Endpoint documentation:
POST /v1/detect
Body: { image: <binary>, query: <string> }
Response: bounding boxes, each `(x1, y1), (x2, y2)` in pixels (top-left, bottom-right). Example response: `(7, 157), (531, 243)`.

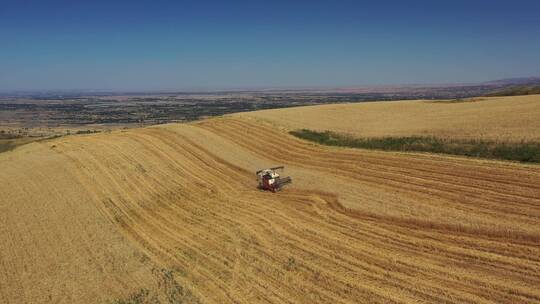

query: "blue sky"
(1, 0), (539, 91)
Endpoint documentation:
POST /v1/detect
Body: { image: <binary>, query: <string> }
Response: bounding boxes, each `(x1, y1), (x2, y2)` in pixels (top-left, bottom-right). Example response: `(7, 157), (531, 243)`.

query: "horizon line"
(1, 76), (539, 95)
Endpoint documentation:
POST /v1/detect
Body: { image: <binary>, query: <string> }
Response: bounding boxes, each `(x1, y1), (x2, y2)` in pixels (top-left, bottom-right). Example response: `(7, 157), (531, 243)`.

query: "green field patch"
(290, 129), (540, 163)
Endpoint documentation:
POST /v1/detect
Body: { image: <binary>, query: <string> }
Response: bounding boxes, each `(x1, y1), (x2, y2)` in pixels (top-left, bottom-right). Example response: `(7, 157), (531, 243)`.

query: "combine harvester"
(256, 166), (292, 192)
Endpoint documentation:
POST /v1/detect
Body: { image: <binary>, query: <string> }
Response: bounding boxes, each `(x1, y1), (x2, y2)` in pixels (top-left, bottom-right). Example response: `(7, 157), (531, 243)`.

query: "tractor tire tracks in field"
(0, 117), (539, 303)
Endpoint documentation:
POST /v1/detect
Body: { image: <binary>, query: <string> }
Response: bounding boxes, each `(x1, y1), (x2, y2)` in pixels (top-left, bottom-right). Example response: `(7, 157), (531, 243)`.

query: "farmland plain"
(0, 95), (539, 303)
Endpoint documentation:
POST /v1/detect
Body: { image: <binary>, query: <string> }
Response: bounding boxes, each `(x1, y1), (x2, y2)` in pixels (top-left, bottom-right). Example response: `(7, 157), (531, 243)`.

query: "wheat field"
(0, 97), (539, 303)
(241, 95), (540, 141)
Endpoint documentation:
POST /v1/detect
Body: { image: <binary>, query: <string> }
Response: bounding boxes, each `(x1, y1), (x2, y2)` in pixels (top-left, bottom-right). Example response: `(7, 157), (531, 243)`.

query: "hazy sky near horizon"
(1, 0), (540, 91)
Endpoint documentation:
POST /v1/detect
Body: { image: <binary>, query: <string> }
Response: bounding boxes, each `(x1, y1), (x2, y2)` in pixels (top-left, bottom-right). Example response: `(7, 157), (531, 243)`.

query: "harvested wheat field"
(1, 97), (540, 303)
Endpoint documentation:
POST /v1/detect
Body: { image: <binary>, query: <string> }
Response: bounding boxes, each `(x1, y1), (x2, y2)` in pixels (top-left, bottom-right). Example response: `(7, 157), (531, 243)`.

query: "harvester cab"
(256, 166), (292, 192)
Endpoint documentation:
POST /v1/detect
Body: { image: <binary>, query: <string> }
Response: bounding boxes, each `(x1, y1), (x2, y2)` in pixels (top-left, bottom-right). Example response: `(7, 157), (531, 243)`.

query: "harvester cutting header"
(256, 166), (292, 192)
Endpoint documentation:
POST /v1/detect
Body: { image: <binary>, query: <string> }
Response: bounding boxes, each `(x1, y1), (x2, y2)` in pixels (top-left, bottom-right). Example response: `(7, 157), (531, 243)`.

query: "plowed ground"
(0, 114), (539, 303)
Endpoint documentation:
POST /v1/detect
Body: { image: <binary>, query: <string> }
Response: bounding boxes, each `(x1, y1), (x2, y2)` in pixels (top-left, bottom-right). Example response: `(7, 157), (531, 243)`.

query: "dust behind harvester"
(256, 166), (292, 192)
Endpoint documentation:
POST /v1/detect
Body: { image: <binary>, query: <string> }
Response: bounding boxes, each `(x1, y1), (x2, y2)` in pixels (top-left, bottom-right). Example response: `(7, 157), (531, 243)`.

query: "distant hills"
(482, 76), (540, 86)
(481, 76), (540, 96)
(2, 76), (540, 99)
(485, 85), (540, 97)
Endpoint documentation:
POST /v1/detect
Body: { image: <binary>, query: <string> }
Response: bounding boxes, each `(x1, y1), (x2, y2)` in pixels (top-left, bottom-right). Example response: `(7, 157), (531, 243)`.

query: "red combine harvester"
(256, 166), (292, 192)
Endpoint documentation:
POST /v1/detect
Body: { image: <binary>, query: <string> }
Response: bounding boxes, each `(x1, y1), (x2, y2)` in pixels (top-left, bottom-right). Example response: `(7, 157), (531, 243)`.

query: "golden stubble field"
(0, 95), (539, 303)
